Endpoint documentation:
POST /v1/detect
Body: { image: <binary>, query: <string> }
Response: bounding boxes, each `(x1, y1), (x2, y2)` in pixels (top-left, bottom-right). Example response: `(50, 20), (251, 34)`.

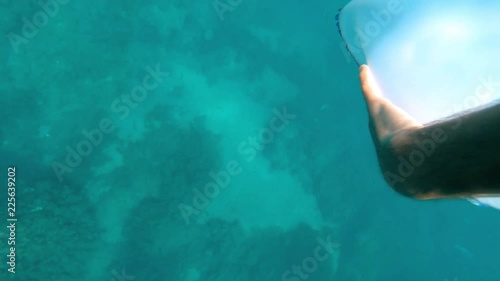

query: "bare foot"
(359, 65), (423, 146)
(359, 65), (430, 198)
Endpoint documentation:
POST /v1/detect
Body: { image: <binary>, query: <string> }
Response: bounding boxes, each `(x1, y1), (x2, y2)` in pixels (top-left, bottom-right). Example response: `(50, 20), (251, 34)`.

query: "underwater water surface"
(0, 0), (500, 280)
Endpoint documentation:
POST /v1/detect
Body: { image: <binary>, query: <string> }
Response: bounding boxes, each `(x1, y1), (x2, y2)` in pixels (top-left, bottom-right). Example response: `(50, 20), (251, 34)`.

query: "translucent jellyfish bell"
(337, 0), (500, 209)
(337, 0), (500, 124)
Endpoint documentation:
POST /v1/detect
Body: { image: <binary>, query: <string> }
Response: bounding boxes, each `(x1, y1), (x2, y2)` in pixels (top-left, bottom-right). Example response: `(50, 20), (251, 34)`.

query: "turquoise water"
(1, 0), (500, 280)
